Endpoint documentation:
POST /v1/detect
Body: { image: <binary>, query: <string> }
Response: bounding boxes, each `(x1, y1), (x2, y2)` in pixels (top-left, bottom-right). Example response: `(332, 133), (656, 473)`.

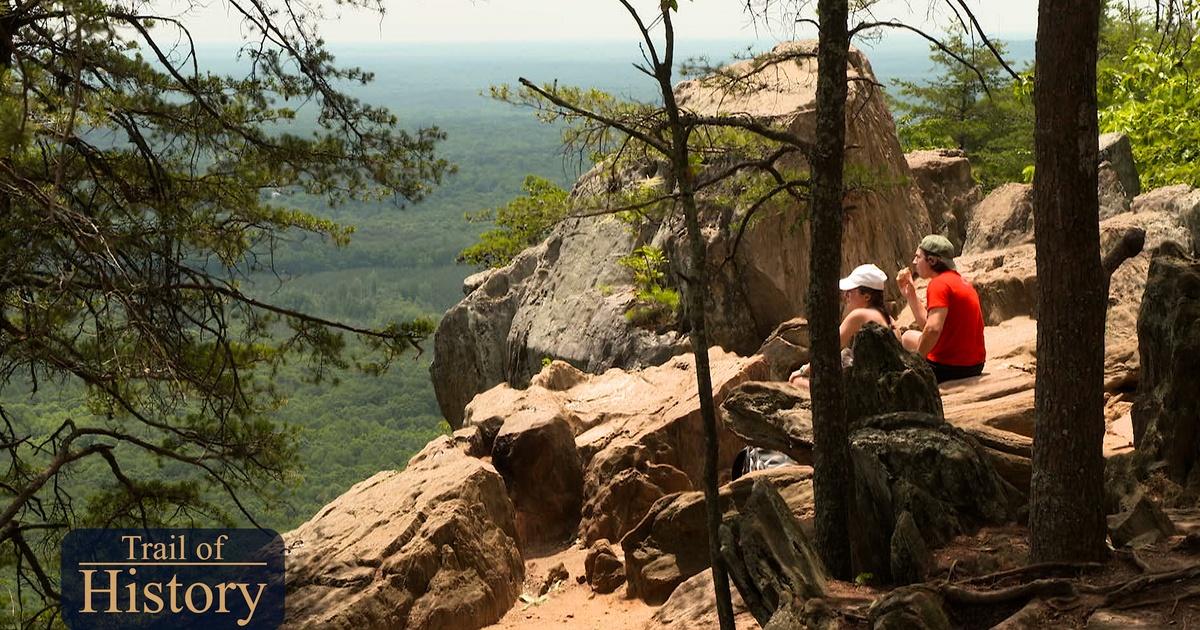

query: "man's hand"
(897, 267), (914, 294)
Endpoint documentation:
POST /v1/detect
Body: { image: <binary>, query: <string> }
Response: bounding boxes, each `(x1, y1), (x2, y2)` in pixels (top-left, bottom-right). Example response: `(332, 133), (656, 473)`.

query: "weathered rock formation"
(719, 478), (828, 627)
(849, 412), (1019, 582)
(283, 436), (523, 630)
(645, 569), (759, 630)
(906, 149), (982, 253)
(1131, 244), (1200, 484)
(622, 467), (815, 604)
(951, 180), (1197, 393)
(432, 41), (932, 426)
(464, 349), (767, 549)
(584, 539), (626, 594)
(963, 183), (1035, 255)
(490, 406), (584, 547)
(1099, 131), (1141, 199)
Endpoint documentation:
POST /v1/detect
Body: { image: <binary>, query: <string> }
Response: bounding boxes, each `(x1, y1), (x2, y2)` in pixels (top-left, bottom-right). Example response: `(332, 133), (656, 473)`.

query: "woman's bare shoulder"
(845, 307), (887, 325)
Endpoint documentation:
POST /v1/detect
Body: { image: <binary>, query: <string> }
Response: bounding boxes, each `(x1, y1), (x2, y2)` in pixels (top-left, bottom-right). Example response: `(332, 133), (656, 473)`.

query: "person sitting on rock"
(788, 263), (897, 387)
(897, 234), (986, 383)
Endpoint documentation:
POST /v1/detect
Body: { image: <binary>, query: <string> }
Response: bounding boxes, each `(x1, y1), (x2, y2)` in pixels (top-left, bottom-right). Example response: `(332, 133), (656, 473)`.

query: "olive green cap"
(918, 234), (956, 269)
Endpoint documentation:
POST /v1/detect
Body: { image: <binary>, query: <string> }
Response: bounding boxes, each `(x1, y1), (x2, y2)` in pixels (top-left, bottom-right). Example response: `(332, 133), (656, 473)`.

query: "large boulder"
(622, 467), (815, 604)
(584, 539), (626, 594)
(719, 478), (828, 627)
(1131, 244), (1200, 484)
(849, 413), (1020, 582)
(1098, 161), (1132, 220)
(490, 407), (584, 548)
(645, 569), (759, 630)
(579, 462), (693, 547)
(963, 183), (1035, 255)
(843, 323), (944, 425)
(431, 41), (931, 426)
(284, 437), (524, 630)
(1098, 132), (1140, 199)
(755, 317), (811, 382)
(459, 348), (768, 549)
(1131, 184), (1200, 257)
(720, 381), (813, 464)
(906, 149), (983, 253)
(577, 350), (770, 542)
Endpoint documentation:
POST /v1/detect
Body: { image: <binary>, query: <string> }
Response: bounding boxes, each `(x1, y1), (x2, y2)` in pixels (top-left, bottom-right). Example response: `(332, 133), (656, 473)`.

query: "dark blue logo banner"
(60, 528), (284, 629)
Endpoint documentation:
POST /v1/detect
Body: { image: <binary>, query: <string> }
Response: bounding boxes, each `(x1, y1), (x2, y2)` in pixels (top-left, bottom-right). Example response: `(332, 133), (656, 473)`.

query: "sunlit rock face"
(432, 41), (932, 427)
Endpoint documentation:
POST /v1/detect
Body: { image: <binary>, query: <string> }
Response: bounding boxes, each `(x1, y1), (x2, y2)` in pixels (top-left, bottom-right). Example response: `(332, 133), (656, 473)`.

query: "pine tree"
(892, 32), (1033, 189)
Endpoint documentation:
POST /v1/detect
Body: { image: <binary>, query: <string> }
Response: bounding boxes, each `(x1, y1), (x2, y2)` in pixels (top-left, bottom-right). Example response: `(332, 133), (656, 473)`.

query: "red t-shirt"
(925, 270), (986, 366)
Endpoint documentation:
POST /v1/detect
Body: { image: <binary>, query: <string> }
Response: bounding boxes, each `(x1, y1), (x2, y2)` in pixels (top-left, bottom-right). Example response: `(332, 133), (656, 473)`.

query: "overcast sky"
(177, 0), (1042, 44)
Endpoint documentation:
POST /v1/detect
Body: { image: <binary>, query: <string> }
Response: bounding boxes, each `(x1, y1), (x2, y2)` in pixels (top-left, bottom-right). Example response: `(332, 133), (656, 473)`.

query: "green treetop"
(0, 0), (447, 618)
(892, 32), (1033, 190)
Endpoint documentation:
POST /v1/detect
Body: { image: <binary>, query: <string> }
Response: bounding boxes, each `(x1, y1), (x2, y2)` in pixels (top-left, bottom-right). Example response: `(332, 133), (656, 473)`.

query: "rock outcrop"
(951, 182), (1197, 393)
(850, 412), (1019, 581)
(907, 149), (983, 253)
(963, 183), (1035, 255)
(645, 569), (759, 630)
(622, 467), (815, 604)
(719, 478), (828, 627)
(576, 350), (769, 544)
(1131, 244), (1200, 484)
(584, 539), (626, 594)
(491, 407), (584, 547)
(1099, 132), (1141, 199)
(463, 348), (767, 548)
(432, 41), (931, 426)
(284, 437), (523, 630)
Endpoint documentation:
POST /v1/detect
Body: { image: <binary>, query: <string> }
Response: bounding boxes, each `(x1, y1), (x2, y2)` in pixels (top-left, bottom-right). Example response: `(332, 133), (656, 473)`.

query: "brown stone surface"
(643, 568), (760, 630)
(622, 467), (815, 604)
(461, 348), (768, 553)
(284, 437), (523, 630)
(584, 539), (626, 595)
(580, 463), (693, 547)
(963, 183), (1035, 255)
(906, 148), (982, 252)
(492, 407), (585, 548)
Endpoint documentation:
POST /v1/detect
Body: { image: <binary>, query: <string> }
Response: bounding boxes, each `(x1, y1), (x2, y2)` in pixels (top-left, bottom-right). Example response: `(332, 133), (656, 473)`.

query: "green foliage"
(0, 0), (452, 620)
(457, 175), (571, 268)
(892, 32), (1034, 190)
(490, 83), (662, 162)
(618, 246), (679, 328)
(1098, 13), (1200, 188)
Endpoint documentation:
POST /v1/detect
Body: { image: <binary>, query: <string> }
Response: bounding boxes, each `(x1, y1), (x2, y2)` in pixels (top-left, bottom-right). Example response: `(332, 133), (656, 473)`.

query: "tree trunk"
(1029, 0), (1107, 563)
(657, 10), (735, 629)
(808, 0), (853, 580)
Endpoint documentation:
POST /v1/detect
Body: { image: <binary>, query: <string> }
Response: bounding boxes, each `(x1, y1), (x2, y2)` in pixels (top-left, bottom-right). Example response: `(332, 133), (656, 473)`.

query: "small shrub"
(618, 245), (679, 329)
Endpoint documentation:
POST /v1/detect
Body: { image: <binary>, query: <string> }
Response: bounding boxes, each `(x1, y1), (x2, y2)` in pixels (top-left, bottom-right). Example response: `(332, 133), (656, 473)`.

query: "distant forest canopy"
(0, 36), (1043, 532)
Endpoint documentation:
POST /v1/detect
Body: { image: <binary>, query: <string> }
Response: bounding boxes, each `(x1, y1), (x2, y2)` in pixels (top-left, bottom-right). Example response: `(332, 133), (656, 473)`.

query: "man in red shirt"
(897, 235), (986, 383)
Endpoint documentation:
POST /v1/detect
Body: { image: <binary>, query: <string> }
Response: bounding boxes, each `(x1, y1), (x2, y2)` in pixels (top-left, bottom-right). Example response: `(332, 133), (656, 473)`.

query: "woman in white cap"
(788, 263), (897, 386)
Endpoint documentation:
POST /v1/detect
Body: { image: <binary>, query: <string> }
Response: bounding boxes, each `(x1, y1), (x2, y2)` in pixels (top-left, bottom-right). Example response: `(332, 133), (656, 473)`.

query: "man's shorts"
(926, 359), (984, 384)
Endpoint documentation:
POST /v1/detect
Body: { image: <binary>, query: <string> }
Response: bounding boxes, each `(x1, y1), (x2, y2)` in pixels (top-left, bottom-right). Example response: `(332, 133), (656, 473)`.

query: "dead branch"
(849, 20), (994, 97)
(940, 578), (1079, 604)
(1102, 227), (1146, 279)
(958, 561), (1106, 586)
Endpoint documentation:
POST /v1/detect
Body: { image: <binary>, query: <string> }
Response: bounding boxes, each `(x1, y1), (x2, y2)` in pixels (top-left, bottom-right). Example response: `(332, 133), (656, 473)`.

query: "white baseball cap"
(838, 263), (888, 291)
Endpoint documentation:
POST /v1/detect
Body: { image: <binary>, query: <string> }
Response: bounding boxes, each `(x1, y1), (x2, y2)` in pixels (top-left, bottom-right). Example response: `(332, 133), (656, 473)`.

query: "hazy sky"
(177, 0), (1042, 44)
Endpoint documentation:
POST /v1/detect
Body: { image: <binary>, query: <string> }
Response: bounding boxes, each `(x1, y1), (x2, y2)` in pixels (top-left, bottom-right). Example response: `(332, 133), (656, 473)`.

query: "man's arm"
(897, 268), (927, 327)
(917, 308), (947, 357)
